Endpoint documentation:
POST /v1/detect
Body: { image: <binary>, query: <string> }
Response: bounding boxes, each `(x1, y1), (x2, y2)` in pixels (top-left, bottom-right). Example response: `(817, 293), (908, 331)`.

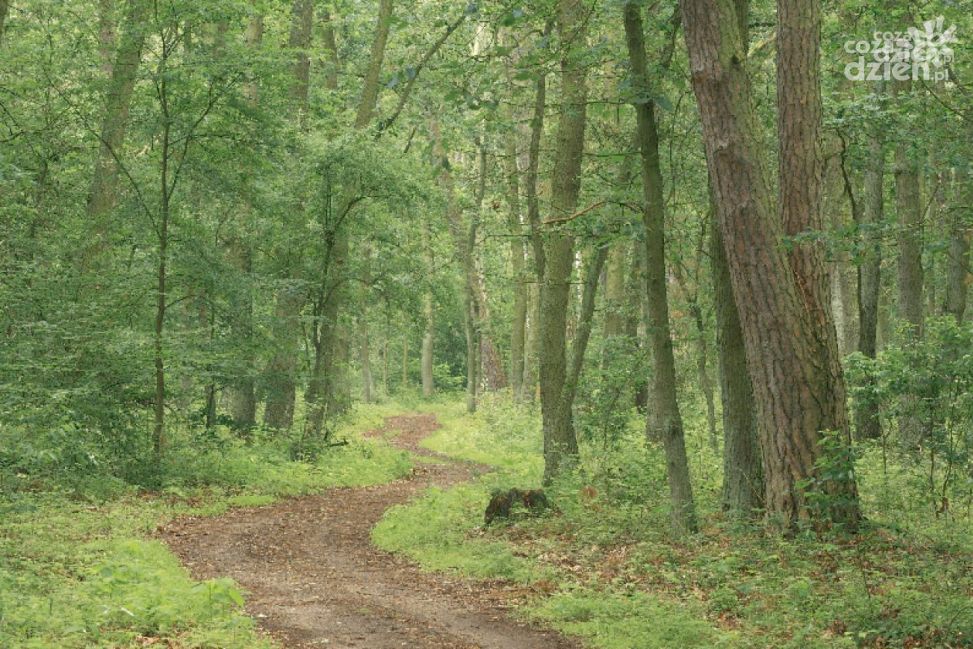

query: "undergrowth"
(0, 400), (412, 648)
(373, 393), (973, 649)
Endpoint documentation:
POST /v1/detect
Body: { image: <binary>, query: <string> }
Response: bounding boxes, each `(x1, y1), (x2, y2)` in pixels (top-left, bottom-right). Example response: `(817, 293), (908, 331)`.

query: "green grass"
(372, 393), (973, 649)
(0, 400), (413, 648)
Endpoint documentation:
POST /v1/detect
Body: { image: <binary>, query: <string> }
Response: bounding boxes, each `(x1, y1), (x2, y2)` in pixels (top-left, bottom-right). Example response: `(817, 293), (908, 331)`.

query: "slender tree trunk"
(87, 0), (149, 239)
(97, 0), (116, 74)
(355, 0), (393, 129)
(228, 7), (263, 433)
(264, 284), (304, 429)
(894, 94), (924, 338)
(893, 80), (924, 447)
(0, 1), (9, 44)
(401, 337), (409, 388)
(523, 53), (548, 403)
(681, 0), (859, 529)
(855, 108), (884, 441)
(505, 137), (528, 398)
(361, 317), (373, 403)
(262, 0), (314, 428)
(712, 214), (762, 515)
(623, 1), (696, 533)
(944, 168), (970, 323)
(539, 0), (588, 484)
(421, 290), (434, 397)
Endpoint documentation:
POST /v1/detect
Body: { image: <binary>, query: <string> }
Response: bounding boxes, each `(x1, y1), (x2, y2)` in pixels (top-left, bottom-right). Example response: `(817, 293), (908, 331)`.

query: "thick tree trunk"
(87, 0), (149, 236)
(539, 0), (589, 484)
(623, 1), (696, 533)
(855, 113), (884, 441)
(680, 0), (859, 529)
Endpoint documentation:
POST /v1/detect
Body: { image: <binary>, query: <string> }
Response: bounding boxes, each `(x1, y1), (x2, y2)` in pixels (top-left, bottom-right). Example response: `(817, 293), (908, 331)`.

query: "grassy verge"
(373, 393), (973, 649)
(0, 401), (412, 648)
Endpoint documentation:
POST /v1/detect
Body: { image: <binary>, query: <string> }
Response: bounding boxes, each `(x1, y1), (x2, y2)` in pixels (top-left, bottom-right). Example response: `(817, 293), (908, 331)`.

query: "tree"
(623, 1), (696, 533)
(680, 0), (860, 529)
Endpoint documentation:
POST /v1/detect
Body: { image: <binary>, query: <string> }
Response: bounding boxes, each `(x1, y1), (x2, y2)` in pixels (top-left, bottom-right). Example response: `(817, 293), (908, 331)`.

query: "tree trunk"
(855, 107), (884, 441)
(0, 0), (9, 44)
(894, 94), (924, 338)
(228, 7), (263, 433)
(263, 284), (304, 430)
(505, 136), (528, 398)
(623, 1), (697, 534)
(680, 0), (859, 529)
(944, 168), (970, 323)
(540, 0), (589, 484)
(421, 289), (434, 397)
(893, 80), (924, 447)
(712, 215), (762, 515)
(87, 0), (149, 237)
(355, 0), (393, 129)
(361, 317), (373, 403)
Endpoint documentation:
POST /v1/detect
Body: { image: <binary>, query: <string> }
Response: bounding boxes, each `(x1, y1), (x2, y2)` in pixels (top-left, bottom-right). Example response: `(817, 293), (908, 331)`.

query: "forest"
(1, 0), (972, 647)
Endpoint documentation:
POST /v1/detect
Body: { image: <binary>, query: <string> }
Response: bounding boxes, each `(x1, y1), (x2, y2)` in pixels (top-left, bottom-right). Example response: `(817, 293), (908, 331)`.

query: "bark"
(712, 214), (762, 515)
(623, 1), (697, 533)
(262, 0), (316, 428)
(355, 0), (393, 129)
(228, 6), (264, 433)
(855, 108), (884, 441)
(523, 53), (549, 402)
(944, 170), (970, 323)
(288, 0), (313, 111)
(263, 284), (305, 429)
(893, 81), (924, 447)
(680, 0), (860, 529)
(87, 0), (149, 233)
(539, 0), (589, 484)
(894, 111), (924, 337)
(322, 9), (339, 91)
(0, 1), (9, 44)
(98, 0), (116, 75)
(421, 290), (434, 396)
(505, 136), (528, 398)
(361, 318), (374, 403)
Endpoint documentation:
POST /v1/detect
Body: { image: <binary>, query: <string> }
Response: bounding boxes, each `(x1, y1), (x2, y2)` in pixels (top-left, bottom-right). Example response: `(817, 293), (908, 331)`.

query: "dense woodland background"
(1, 0), (973, 646)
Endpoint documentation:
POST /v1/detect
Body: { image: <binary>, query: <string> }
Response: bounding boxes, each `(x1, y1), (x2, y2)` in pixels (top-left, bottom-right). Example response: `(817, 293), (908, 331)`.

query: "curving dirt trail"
(160, 414), (580, 649)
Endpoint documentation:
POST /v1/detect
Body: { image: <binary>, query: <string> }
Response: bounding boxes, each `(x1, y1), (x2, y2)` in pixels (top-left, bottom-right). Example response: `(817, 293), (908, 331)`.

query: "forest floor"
(160, 413), (580, 649)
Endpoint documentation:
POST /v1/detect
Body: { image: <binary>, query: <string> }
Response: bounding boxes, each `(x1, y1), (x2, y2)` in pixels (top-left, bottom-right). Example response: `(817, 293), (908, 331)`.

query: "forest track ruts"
(160, 413), (580, 649)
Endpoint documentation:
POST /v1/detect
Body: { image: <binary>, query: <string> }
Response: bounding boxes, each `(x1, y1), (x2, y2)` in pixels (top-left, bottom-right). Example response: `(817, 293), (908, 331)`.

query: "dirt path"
(161, 414), (581, 649)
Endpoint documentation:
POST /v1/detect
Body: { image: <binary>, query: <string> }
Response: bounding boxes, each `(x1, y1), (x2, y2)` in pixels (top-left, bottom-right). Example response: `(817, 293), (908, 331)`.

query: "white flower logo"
(908, 16), (957, 66)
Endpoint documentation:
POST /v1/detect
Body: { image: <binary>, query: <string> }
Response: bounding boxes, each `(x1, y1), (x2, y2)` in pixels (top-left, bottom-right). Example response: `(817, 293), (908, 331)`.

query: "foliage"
(377, 397), (973, 649)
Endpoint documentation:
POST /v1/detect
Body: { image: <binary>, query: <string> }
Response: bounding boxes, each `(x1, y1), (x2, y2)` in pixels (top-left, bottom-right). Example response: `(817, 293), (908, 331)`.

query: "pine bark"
(680, 0), (860, 529)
